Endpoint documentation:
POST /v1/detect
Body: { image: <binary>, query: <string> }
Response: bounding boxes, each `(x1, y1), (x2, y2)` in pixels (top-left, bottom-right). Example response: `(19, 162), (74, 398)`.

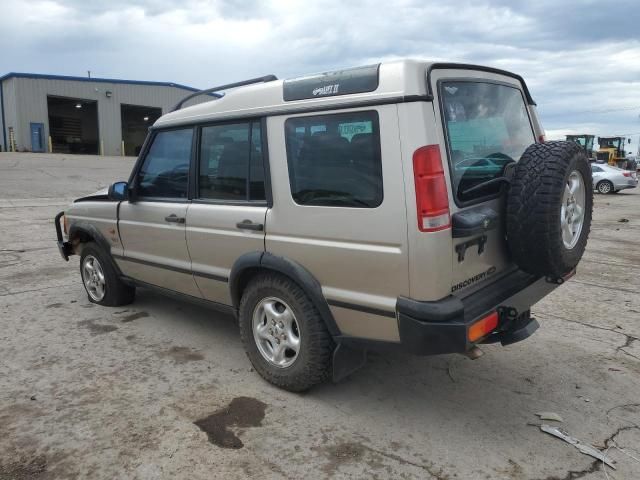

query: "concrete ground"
(0, 152), (638, 480)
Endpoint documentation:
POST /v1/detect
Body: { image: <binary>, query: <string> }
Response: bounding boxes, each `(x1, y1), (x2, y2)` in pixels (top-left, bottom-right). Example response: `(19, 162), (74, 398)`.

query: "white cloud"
(2, 0), (640, 150)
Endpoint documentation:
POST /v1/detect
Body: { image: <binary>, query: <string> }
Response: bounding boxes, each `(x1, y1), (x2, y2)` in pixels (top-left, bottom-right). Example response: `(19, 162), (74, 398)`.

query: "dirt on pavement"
(1, 152), (639, 479)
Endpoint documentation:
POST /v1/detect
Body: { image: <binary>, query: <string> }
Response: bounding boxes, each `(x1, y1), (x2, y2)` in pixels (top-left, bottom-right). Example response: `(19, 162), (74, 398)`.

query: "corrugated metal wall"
(2, 76), (209, 156)
(1, 78), (18, 152)
(0, 82), (3, 151)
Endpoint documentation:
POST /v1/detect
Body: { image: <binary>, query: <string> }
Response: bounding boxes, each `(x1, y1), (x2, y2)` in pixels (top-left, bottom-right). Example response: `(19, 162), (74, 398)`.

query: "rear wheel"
(597, 180), (613, 194)
(80, 242), (135, 306)
(238, 273), (333, 392)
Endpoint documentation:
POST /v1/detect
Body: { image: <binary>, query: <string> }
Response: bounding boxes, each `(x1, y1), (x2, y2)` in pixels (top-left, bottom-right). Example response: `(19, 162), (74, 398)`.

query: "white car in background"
(591, 163), (638, 194)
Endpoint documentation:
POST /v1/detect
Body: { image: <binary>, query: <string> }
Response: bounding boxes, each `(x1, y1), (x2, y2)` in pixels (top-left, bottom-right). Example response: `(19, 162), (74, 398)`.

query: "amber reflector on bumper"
(468, 311), (499, 342)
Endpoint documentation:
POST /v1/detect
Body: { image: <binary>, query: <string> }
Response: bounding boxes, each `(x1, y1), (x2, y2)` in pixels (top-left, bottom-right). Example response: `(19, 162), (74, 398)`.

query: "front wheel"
(80, 242), (135, 306)
(238, 273), (333, 392)
(597, 180), (614, 194)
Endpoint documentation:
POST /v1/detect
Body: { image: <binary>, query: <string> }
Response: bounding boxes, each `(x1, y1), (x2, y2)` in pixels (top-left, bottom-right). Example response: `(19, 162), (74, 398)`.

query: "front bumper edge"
(54, 211), (72, 261)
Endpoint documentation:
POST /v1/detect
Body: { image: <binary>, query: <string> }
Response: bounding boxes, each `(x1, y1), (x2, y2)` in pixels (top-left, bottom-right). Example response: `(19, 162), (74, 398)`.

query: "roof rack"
(171, 74), (278, 112)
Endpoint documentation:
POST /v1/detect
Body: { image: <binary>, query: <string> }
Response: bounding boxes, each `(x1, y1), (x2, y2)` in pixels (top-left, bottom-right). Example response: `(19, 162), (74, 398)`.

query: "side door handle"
(236, 219), (264, 231)
(165, 214), (186, 224)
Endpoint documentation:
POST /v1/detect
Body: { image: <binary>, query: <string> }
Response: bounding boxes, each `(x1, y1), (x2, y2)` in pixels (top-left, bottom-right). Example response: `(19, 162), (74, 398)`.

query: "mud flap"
(332, 343), (367, 383)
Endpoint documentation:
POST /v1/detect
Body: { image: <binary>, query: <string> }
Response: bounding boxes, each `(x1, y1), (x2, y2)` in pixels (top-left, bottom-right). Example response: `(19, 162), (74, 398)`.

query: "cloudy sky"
(2, 0), (640, 151)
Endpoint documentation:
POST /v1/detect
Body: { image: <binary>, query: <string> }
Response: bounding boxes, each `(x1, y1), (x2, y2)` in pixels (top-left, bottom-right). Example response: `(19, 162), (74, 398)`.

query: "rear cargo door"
(429, 68), (538, 295)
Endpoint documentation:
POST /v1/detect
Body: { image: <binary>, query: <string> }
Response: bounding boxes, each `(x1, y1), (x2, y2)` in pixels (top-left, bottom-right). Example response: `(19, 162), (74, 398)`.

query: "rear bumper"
(614, 179), (638, 190)
(54, 211), (73, 261)
(393, 269), (571, 355)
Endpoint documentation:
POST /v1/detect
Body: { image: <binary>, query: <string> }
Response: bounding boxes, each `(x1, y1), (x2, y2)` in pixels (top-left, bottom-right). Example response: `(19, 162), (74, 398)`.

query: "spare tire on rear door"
(506, 141), (593, 278)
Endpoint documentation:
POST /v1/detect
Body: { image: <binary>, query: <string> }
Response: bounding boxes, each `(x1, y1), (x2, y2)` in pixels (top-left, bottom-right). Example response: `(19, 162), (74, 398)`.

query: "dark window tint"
(285, 111), (382, 208)
(440, 81), (535, 203)
(198, 121), (265, 201)
(138, 128), (193, 198)
(591, 165), (603, 172)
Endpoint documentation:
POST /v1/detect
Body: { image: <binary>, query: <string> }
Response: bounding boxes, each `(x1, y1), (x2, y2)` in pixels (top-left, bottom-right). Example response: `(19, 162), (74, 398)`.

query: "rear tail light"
(468, 311), (499, 342)
(623, 171), (632, 177)
(63, 215), (69, 235)
(412, 145), (450, 232)
(538, 134), (546, 143)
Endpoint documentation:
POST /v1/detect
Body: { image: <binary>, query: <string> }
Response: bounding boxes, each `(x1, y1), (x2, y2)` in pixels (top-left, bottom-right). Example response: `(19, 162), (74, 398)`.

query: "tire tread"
(238, 273), (333, 392)
(506, 141), (593, 277)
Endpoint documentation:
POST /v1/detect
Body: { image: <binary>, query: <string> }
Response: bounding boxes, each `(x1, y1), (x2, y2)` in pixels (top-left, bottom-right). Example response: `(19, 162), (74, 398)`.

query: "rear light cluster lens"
(468, 311), (499, 342)
(623, 171), (632, 177)
(63, 215), (69, 235)
(412, 145), (451, 232)
(538, 134), (546, 143)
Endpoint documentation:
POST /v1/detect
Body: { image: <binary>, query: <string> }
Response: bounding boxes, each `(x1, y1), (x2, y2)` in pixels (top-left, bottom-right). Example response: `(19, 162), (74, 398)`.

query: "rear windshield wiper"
(459, 156), (516, 196)
(460, 176), (511, 196)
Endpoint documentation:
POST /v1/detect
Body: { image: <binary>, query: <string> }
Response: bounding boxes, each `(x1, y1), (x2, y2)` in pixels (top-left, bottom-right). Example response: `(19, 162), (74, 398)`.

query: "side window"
(137, 128), (193, 199)
(591, 165), (603, 173)
(198, 121), (265, 201)
(284, 111), (382, 207)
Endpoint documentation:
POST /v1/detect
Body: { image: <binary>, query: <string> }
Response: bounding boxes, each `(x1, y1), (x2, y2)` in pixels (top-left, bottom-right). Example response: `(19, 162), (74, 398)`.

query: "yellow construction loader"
(596, 136), (631, 168)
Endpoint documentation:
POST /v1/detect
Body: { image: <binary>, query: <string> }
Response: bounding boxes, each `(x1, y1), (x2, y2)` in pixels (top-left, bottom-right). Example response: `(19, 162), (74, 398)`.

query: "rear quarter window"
(284, 111), (383, 208)
(440, 81), (535, 204)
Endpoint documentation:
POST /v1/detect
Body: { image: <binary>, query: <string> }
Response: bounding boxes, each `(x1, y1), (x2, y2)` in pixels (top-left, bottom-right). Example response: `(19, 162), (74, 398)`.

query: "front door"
(30, 123), (45, 152)
(186, 120), (268, 305)
(116, 127), (201, 298)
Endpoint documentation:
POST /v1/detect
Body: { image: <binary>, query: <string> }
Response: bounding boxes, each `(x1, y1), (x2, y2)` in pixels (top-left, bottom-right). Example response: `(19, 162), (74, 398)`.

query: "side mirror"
(628, 138), (632, 144)
(108, 181), (129, 201)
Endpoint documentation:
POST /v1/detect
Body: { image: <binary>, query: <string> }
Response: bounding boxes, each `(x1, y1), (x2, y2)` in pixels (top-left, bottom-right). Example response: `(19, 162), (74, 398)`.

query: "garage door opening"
(47, 96), (99, 154)
(121, 104), (162, 156)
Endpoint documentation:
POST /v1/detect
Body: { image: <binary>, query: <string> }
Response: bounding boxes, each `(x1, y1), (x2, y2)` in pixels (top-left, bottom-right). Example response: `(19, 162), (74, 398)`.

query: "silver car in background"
(591, 163), (638, 194)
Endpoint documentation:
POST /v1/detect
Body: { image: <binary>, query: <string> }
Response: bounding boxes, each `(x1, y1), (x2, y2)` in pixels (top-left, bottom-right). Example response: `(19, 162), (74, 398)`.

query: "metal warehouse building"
(0, 72), (205, 156)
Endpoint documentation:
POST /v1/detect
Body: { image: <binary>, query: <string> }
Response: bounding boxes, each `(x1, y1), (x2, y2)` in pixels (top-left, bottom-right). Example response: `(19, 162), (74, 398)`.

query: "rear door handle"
(236, 220), (264, 231)
(165, 214), (186, 224)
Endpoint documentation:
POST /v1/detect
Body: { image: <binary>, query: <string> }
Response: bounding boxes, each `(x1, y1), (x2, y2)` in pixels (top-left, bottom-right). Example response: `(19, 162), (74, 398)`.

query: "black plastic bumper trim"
(396, 294), (464, 322)
(327, 299), (396, 319)
(112, 254), (228, 283)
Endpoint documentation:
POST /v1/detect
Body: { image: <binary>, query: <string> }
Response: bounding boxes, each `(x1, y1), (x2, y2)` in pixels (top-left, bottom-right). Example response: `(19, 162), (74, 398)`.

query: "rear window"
(284, 111), (383, 207)
(440, 81), (535, 203)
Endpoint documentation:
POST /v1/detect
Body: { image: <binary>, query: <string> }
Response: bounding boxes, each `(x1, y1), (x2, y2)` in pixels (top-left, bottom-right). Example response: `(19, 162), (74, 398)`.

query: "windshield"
(568, 136), (594, 151)
(599, 138), (622, 149)
(440, 81), (535, 203)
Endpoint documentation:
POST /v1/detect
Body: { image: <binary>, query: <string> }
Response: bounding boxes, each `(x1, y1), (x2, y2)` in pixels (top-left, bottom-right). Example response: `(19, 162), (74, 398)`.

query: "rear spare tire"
(506, 141), (592, 278)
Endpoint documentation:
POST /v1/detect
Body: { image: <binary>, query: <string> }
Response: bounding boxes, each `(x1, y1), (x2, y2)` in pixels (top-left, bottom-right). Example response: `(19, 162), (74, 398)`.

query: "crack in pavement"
(606, 403), (640, 417)
(581, 258), (640, 269)
(535, 425), (640, 480)
(537, 311), (640, 362)
(361, 444), (450, 479)
(616, 336), (640, 361)
(568, 279), (639, 295)
(0, 284), (76, 297)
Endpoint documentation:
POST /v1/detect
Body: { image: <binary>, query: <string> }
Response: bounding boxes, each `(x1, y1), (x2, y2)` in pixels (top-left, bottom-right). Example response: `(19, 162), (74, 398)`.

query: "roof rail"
(171, 74), (278, 112)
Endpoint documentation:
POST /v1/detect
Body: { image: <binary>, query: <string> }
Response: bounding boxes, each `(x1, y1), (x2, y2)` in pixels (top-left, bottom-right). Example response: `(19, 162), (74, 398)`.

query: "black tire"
(506, 141), (593, 278)
(238, 273), (333, 392)
(79, 242), (135, 306)
(597, 180), (614, 194)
